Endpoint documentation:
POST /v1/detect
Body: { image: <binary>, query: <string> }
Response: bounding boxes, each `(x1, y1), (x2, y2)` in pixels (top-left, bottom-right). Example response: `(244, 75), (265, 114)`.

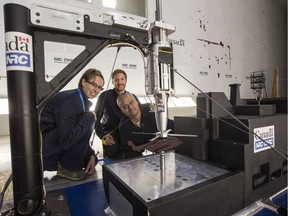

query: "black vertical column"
(4, 3), (44, 215)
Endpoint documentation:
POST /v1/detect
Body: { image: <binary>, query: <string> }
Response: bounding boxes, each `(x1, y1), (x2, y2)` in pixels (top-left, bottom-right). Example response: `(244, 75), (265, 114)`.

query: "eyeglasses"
(86, 80), (104, 90)
(121, 99), (136, 110)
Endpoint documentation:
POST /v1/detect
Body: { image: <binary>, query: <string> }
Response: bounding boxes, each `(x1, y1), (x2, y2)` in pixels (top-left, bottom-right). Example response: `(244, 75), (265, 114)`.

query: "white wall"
(0, 0), (286, 98)
(0, 0), (287, 135)
(163, 0), (287, 98)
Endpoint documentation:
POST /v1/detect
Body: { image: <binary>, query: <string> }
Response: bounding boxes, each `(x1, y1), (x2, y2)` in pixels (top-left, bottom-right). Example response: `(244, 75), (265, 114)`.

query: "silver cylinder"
(160, 151), (165, 170)
(156, 0), (162, 21)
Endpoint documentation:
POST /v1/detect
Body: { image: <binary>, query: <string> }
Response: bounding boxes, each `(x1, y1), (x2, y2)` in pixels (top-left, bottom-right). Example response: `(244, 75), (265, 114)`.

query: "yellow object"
(102, 138), (106, 145)
(272, 66), (279, 98)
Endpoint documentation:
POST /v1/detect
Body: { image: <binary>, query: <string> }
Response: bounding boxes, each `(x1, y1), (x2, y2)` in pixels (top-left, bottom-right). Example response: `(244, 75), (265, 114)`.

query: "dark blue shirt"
(40, 89), (95, 158)
(94, 89), (123, 141)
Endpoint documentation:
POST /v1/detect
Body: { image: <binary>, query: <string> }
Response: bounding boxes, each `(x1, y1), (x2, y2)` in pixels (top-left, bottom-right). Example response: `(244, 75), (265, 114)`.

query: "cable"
(91, 41), (149, 146)
(0, 173), (12, 212)
(127, 33), (288, 161)
(91, 45), (121, 146)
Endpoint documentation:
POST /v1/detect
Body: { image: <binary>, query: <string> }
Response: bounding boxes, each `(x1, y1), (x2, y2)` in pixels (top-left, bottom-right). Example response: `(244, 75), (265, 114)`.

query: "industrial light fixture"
(103, 0), (117, 9)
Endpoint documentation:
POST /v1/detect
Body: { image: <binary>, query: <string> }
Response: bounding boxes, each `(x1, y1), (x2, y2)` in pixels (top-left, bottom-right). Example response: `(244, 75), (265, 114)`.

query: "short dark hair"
(78, 68), (104, 88)
(112, 69), (127, 80)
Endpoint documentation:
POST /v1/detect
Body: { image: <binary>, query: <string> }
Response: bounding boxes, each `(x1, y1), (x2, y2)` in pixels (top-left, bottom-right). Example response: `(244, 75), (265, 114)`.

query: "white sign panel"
(254, 125), (275, 153)
(5, 31), (33, 72)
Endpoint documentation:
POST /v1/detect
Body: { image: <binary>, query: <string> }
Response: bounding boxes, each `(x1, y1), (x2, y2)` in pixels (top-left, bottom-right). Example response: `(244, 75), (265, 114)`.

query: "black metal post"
(4, 3), (44, 215)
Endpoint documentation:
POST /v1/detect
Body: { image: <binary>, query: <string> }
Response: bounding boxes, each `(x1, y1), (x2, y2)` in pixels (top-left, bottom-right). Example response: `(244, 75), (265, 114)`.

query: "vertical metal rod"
(4, 3), (44, 215)
(155, 0), (162, 21)
(155, 0), (166, 42)
(160, 151), (165, 170)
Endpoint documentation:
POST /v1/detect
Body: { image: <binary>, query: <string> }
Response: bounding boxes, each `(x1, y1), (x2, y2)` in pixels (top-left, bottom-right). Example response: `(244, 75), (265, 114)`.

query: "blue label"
(6, 52), (31, 67)
(255, 137), (274, 150)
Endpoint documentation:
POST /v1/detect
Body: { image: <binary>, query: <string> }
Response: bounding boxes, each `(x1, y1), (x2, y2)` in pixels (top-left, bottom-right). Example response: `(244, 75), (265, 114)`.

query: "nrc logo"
(6, 52), (30, 67)
(255, 137), (273, 150)
(5, 32), (33, 71)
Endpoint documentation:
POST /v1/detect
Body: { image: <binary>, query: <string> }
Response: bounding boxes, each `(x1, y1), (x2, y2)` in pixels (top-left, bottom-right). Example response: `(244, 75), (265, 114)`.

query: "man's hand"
(85, 155), (96, 175)
(104, 134), (116, 145)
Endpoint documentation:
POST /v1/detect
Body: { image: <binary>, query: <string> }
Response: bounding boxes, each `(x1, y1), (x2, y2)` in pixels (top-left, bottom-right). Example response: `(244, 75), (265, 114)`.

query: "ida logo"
(254, 125), (275, 153)
(5, 31), (33, 72)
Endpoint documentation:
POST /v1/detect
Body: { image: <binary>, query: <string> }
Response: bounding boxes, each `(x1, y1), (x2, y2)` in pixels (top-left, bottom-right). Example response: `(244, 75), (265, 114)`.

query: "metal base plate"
(105, 151), (229, 203)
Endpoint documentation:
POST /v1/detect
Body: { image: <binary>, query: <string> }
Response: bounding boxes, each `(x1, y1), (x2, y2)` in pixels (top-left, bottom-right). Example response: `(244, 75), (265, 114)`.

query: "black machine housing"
(103, 84), (287, 216)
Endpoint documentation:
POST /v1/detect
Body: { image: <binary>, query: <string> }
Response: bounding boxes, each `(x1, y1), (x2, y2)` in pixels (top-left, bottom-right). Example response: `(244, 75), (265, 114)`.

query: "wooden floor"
(0, 136), (13, 204)
(0, 170), (13, 202)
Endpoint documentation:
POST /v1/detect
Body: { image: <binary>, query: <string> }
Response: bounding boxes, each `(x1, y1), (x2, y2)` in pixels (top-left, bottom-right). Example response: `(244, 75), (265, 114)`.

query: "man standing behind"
(95, 69), (129, 158)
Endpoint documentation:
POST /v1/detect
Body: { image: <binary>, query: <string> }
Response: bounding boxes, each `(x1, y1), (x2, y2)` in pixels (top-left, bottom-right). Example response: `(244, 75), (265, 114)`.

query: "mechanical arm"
(146, 0), (176, 138)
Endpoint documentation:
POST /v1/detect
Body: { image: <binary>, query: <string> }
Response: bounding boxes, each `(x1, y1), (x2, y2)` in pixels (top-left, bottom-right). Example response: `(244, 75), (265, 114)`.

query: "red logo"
(19, 36), (29, 43)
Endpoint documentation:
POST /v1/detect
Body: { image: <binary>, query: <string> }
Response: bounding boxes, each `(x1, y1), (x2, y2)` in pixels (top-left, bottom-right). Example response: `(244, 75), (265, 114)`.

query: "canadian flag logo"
(19, 36), (29, 43)
(5, 31), (33, 72)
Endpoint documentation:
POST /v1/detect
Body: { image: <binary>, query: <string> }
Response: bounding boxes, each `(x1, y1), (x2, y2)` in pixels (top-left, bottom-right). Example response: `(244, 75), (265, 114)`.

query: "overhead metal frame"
(33, 14), (149, 110)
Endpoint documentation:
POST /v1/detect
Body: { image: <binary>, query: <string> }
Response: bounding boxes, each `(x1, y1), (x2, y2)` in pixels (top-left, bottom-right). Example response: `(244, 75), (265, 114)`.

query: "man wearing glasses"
(40, 68), (104, 181)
